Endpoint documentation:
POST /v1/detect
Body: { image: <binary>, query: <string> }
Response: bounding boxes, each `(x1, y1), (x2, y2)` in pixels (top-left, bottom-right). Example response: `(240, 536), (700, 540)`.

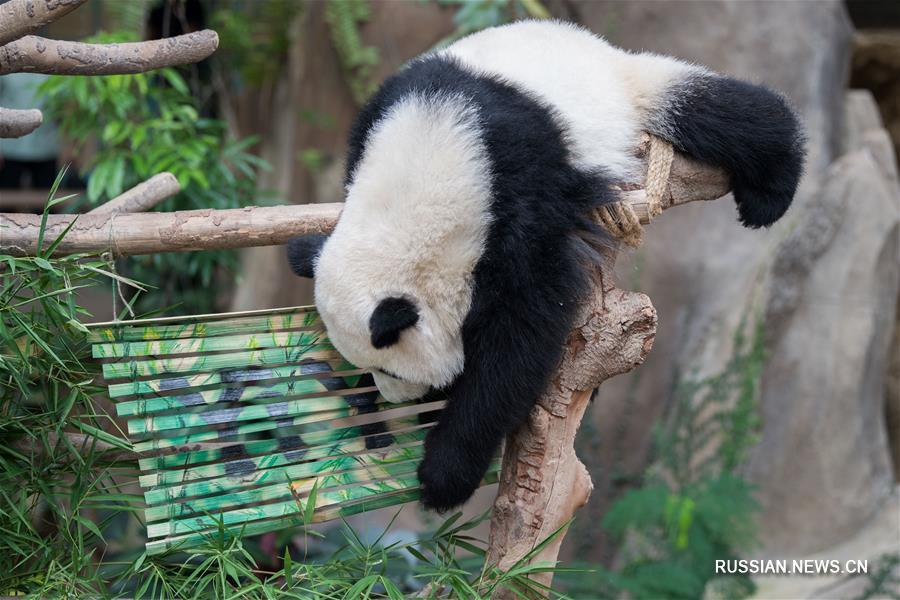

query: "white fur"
(314, 94), (493, 400)
(443, 20), (699, 182)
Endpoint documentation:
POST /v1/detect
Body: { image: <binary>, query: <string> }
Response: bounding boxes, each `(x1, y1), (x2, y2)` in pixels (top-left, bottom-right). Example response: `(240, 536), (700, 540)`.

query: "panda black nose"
(369, 297), (419, 349)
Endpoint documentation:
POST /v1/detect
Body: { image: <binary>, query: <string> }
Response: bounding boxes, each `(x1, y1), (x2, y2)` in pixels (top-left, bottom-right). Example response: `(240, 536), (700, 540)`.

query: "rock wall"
(748, 91), (899, 552)
(554, 0), (899, 558)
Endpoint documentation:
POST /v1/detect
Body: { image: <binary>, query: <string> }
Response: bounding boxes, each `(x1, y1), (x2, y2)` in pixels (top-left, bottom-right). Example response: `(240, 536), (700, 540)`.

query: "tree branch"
(0, 203), (343, 257)
(0, 30), (219, 76)
(484, 136), (732, 597)
(0, 0), (88, 47)
(0, 141), (730, 257)
(0, 106), (42, 138)
(88, 172), (181, 215)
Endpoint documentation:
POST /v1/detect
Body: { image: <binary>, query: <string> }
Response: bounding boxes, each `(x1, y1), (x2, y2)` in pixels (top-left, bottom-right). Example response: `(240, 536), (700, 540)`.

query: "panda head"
(287, 93), (493, 402)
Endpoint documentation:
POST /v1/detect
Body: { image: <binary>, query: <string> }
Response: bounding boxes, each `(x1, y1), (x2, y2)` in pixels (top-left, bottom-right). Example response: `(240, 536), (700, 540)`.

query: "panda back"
(443, 20), (697, 181)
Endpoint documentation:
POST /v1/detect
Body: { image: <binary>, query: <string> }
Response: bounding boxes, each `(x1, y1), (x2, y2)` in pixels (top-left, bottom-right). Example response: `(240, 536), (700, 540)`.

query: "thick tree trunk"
(487, 268), (657, 597)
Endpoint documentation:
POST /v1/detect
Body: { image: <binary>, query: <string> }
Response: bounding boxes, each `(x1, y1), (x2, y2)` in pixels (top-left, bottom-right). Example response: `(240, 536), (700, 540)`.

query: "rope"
(103, 212), (134, 321)
(597, 134), (674, 247)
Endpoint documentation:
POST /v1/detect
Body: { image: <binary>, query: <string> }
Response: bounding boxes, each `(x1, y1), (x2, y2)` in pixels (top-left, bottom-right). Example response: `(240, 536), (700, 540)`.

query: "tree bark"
(0, 106), (42, 138)
(0, 0), (88, 46)
(0, 30), (219, 76)
(0, 203), (342, 257)
(0, 135), (729, 258)
(87, 172), (180, 215)
(486, 266), (657, 598)
(484, 138), (732, 598)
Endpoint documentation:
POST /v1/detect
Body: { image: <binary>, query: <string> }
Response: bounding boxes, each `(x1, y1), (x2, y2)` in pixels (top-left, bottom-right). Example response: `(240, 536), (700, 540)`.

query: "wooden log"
(0, 204), (343, 257)
(0, 30), (219, 76)
(0, 142), (730, 257)
(0, 106), (42, 138)
(486, 269), (657, 598)
(88, 173), (180, 215)
(0, 0), (88, 47)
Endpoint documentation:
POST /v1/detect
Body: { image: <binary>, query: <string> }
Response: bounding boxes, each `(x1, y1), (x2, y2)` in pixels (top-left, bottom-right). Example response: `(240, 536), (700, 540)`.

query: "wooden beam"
(0, 139), (730, 258)
(0, 0), (89, 46)
(0, 30), (219, 76)
(0, 106), (42, 138)
(0, 203), (343, 257)
(88, 173), (181, 215)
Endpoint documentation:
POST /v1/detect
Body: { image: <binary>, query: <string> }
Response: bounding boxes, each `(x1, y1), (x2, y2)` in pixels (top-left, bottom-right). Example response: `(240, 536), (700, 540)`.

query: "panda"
(286, 20), (805, 512)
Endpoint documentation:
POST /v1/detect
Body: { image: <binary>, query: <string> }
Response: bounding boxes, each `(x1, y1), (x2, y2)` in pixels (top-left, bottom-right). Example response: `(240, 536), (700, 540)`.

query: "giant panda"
(286, 20), (805, 512)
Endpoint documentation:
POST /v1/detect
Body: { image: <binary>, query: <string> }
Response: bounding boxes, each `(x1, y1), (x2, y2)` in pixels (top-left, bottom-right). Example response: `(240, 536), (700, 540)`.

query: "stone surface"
(552, 1), (898, 560)
(751, 486), (900, 600)
(747, 126), (899, 552)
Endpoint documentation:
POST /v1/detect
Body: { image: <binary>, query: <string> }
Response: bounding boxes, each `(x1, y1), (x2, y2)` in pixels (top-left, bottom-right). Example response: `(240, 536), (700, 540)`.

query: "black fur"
(369, 297), (419, 349)
(286, 234), (328, 278)
(345, 56), (616, 512)
(651, 75), (805, 228)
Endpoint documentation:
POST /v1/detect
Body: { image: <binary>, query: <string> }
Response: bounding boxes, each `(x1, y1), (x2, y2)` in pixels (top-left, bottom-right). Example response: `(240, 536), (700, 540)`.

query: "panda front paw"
(417, 431), (487, 513)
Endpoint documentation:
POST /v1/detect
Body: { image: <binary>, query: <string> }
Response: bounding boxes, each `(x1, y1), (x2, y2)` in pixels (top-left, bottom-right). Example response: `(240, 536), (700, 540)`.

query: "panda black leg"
(417, 255), (583, 512)
(651, 74), (805, 228)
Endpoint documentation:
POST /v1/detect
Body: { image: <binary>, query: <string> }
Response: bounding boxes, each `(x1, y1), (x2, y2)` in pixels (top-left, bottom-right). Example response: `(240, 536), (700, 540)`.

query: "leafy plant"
(0, 176), (139, 597)
(39, 31), (269, 315)
(325, 0), (381, 105)
(212, 0), (305, 89)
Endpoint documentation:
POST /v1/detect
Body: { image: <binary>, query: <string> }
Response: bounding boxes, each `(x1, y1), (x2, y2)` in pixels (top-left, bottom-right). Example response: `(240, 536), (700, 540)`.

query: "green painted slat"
(117, 374), (365, 417)
(141, 429), (429, 493)
(143, 470), (500, 556)
(87, 306), (317, 343)
(130, 398), (422, 452)
(127, 386), (379, 435)
(139, 414), (432, 471)
(93, 330), (327, 359)
(144, 487), (418, 556)
(88, 310), (320, 344)
(101, 344), (340, 379)
(91, 306), (493, 556)
(147, 475), (420, 538)
(108, 360), (360, 399)
(147, 470), (502, 538)
(144, 451), (423, 522)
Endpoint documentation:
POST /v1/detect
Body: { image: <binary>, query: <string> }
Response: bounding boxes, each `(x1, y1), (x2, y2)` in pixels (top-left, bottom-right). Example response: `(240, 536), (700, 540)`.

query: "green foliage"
(850, 553), (900, 600)
(325, 0), (381, 106)
(39, 31), (268, 315)
(580, 315), (767, 600)
(212, 0), (305, 87)
(0, 178), (137, 597)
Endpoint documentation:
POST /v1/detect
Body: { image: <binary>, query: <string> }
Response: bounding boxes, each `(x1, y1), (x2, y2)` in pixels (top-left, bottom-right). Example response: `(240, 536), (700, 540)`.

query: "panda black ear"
(370, 297), (419, 349)
(286, 234), (328, 278)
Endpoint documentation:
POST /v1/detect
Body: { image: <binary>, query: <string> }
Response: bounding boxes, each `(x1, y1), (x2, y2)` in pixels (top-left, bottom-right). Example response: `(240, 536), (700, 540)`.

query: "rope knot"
(597, 134), (674, 247)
